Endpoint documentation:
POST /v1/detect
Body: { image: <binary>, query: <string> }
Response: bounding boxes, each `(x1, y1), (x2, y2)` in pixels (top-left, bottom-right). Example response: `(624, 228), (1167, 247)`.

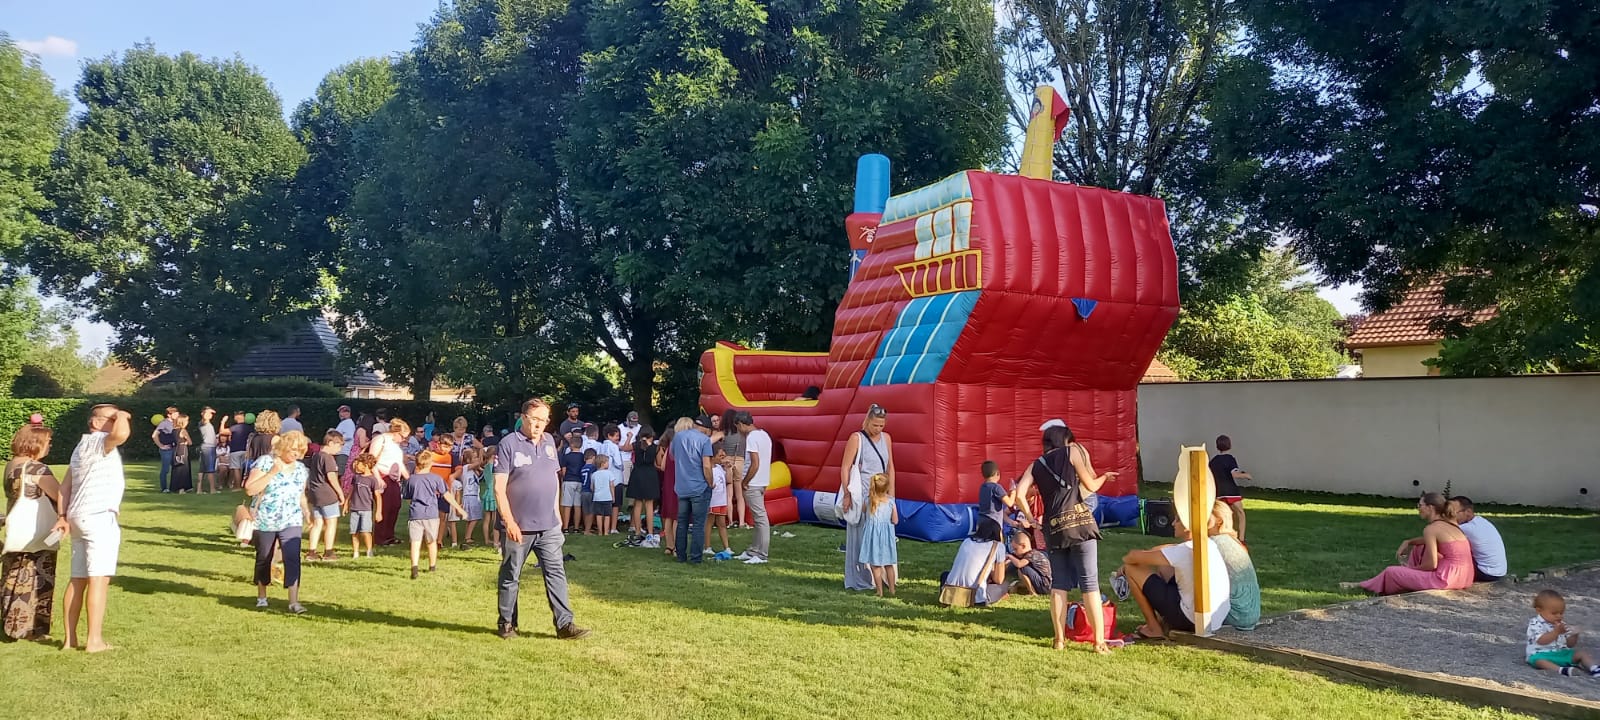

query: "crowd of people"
(0, 397), (1562, 675)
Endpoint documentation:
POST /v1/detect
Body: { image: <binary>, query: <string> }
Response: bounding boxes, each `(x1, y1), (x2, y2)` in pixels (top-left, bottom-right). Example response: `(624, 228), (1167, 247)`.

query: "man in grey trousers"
(734, 412), (772, 564)
(494, 398), (589, 640)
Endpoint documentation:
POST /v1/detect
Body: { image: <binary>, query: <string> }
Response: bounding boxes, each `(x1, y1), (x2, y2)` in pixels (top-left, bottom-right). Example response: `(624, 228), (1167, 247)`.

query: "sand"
(1218, 568), (1600, 703)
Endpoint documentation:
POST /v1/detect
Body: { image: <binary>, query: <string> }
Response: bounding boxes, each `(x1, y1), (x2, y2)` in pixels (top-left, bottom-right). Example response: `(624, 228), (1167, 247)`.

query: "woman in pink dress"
(1349, 492), (1474, 595)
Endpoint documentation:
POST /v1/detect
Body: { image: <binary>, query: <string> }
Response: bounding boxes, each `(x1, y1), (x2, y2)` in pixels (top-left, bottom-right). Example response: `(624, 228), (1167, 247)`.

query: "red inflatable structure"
(700, 105), (1179, 540)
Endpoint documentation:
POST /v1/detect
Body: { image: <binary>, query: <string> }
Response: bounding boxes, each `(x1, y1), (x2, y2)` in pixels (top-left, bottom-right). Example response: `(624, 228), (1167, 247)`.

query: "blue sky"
(5, 0), (1363, 354)
(5, 0), (443, 352)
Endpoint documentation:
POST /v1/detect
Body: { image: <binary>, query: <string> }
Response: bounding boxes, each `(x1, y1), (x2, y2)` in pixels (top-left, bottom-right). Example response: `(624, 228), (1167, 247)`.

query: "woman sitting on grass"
(1344, 492), (1473, 595)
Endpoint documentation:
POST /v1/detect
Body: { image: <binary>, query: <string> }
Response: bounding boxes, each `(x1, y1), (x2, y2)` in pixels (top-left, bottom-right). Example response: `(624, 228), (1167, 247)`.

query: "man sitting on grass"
(1116, 515), (1230, 639)
(1448, 496), (1507, 583)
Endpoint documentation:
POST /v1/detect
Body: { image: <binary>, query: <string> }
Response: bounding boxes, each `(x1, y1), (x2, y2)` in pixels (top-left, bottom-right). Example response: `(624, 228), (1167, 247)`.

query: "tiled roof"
(151, 316), (386, 388)
(1345, 280), (1497, 349)
(1142, 357), (1180, 383)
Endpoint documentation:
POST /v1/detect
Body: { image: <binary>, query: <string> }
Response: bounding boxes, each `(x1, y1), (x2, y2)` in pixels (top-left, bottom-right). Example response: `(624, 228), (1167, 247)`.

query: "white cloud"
(16, 36), (78, 58)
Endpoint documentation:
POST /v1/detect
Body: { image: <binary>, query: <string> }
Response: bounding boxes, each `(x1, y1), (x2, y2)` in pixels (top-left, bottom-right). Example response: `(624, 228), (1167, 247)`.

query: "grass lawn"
(2, 464), (1595, 719)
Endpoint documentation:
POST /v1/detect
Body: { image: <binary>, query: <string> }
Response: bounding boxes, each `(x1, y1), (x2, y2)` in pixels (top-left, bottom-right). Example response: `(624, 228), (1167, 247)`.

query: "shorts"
(201, 446), (218, 473)
(580, 491), (594, 511)
(710, 505), (728, 516)
(349, 510), (374, 533)
(1048, 541), (1100, 593)
(70, 511), (122, 578)
(614, 488), (628, 508)
(1019, 564), (1050, 594)
(408, 517), (440, 543)
(561, 482), (581, 507)
(1219, 496), (1243, 505)
(229, 451), (248, 471)
(313, 503), (341, 519)
(1529, 649), (1577, 668)
(1141, 574), (1194, 632)
(589, 500), (613, 517)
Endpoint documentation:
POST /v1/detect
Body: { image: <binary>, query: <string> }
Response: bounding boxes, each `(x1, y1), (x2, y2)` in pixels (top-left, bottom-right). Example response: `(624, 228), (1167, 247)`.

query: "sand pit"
(1213, 567), (1600, 706)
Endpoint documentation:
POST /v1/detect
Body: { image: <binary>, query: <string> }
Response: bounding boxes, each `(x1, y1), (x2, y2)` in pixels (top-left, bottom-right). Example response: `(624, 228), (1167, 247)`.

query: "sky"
(5, 0), (1365, 355)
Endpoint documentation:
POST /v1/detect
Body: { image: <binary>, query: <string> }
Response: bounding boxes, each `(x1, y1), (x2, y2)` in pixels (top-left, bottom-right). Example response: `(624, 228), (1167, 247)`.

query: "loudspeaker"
(1142, 498), (1176, 537)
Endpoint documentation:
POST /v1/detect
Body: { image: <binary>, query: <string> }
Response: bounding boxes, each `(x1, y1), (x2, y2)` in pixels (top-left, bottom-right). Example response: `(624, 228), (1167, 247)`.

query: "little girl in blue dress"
(858, 472), (899, 596)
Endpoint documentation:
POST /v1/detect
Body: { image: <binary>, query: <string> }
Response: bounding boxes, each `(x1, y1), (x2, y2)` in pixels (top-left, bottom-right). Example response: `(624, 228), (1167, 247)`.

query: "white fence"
(1137, 374), (1600, 508)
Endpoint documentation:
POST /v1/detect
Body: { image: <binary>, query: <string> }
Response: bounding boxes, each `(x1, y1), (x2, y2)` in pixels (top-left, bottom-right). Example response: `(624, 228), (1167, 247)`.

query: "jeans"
(254, 526), (302, 587)
(676, 490), (712, 563)
(497, 528), (574, 632)
(158, 448), (174, 492)
(743, 486), (769, 559)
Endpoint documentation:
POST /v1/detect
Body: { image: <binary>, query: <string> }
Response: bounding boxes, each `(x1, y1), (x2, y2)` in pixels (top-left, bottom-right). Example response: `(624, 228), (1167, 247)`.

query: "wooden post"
(1188, 446), (1212, 636)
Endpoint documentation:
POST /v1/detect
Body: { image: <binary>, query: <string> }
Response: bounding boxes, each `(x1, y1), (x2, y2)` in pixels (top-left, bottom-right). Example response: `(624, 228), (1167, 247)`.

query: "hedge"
(0, 397), (476, 464)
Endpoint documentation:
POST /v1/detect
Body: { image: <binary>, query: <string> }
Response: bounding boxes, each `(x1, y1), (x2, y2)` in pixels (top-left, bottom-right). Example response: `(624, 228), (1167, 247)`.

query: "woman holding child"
(1348, 492), (1473, 595)
(839, 404), (893, 592)
(1012, 423), (1116, 652)
(369, 419), (412, 546)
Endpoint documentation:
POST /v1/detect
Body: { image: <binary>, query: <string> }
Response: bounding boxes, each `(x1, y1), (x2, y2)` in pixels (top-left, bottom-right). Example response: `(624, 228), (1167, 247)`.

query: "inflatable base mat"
(794, 489), (1142, 542)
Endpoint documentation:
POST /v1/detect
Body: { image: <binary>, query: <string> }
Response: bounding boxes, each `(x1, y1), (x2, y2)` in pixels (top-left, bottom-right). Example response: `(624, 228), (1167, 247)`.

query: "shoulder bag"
(4, 461), (60, 554)
(1036, 446), (1101, 547)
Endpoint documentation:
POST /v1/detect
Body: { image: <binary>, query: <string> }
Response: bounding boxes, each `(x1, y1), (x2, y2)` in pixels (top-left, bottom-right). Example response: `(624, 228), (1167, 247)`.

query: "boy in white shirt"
(708, 442), (733, 555)
(1527, 590), (1600, 676)
(589, 455), (619, 536)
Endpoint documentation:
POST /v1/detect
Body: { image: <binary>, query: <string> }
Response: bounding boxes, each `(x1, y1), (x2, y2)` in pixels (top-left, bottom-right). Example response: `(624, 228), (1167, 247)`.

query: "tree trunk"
(624, 358), (656, 429)
(192, 366), (216, 396)
(411, 358), (436, 401)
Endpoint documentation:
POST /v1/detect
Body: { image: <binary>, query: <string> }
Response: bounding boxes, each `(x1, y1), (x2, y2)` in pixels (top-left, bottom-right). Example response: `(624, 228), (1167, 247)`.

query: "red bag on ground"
(1065, 599), (1117, 643)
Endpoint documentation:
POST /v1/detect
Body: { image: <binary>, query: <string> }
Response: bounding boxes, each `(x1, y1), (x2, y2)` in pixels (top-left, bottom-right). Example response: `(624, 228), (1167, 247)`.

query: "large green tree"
(0, 278), (42, 396)
(998, 0), (1265, 300)
(1209, 0), (1600, 374)
(0, 35), (68, 259)
(25, 45), (311, 392)
(560, 0), (1008, 416)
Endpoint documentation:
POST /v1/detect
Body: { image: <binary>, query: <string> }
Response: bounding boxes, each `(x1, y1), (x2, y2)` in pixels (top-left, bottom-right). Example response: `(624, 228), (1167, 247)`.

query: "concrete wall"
(1357, 343), (1442, 377)
(1137, 374), (1600, 508)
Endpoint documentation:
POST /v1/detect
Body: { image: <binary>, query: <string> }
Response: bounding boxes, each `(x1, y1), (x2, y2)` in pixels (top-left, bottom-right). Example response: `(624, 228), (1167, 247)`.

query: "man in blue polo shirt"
(493, 398), (589, 640)
(672, 415), (716, 563)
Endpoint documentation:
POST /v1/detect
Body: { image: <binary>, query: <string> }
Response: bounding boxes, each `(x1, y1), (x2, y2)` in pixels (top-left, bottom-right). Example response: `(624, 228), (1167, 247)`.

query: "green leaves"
(0, 35), (68, 261)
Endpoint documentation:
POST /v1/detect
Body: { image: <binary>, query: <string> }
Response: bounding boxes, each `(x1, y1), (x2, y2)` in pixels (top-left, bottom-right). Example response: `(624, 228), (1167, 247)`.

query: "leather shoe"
(497, 626), (518, 640)
(556, 624), (591, 640)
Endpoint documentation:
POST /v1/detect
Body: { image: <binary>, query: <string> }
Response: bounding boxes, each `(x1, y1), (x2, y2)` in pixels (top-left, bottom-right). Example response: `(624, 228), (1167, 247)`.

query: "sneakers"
(734, 550), (752, 561)
(288, 602), (307, 615)
(1110, 571), (1131, 601)
(320, 551), (339, 562)
(556, 624), (591, 640)
(743, 556), (768, 565)
(255, 597), (269, 608)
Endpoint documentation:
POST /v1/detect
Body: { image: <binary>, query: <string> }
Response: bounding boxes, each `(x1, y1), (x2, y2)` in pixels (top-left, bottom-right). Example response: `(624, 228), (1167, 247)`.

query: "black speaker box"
(1142, 498), (1176, 537)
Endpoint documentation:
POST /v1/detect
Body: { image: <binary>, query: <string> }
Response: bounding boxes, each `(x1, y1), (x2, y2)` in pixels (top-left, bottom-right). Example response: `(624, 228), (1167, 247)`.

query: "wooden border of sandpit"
(1167, 562), (1600, 719)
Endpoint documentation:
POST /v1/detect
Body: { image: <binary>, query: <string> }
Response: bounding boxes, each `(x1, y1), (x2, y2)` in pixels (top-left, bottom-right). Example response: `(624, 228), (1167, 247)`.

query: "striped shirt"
(68, 431), (126, 519)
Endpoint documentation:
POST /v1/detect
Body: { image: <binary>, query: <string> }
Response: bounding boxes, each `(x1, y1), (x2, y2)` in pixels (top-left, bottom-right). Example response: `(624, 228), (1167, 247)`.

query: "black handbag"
(1036, 447), (1101, 546)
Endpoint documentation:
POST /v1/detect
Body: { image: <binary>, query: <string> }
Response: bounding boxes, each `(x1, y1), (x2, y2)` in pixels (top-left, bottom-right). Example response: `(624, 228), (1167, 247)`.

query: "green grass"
(2, 465), (1594, 719)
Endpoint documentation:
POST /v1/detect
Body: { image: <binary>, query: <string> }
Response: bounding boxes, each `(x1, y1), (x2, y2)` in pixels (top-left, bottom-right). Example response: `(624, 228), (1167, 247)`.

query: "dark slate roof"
(151, 316), (386, 388)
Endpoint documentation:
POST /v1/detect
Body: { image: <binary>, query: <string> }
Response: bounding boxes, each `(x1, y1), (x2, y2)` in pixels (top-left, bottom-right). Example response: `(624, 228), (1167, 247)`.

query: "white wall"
(1137, 375), (1600, 508)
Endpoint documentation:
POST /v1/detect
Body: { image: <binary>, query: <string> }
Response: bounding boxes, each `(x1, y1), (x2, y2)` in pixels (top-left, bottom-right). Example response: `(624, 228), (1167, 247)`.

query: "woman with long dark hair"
(1012, 424), (1117, 651)
(719, 409), (746, 527)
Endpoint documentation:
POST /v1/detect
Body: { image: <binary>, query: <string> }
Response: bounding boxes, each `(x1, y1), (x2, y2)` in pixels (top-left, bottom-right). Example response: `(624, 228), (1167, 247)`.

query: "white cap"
(1039, 418), (1066, 432)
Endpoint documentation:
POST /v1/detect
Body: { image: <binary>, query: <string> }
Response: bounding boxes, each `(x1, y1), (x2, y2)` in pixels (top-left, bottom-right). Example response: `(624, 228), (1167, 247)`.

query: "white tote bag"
(834, 433), (867, 526)
(4, 462), (60, 554)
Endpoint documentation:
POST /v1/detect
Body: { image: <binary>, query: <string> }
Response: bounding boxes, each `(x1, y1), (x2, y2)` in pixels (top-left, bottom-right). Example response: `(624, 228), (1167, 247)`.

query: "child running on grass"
(405, 450), (466, 580)
(708, 442), (733, 555)
(347, 452), (381, 558)
(1527, 590), (1600, 676)
(858, 472), (899, 596)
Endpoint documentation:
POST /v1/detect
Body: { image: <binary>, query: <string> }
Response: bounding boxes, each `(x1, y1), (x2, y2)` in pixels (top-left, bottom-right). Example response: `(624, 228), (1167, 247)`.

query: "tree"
(0, 35), (68, 259)
(1209, 0), (1600, 374)
(288, 58), (397, 266)
(24, 45), (311, 393)
(0, 278), (42, 395)
(998, 0), (1266, 300)
(1159, 248), (1345, 380)
(559, 0), (1008, 417)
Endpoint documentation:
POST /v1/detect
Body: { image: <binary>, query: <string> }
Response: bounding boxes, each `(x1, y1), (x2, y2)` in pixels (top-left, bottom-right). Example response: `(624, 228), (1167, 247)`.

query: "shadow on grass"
(115, 573), (490, 635)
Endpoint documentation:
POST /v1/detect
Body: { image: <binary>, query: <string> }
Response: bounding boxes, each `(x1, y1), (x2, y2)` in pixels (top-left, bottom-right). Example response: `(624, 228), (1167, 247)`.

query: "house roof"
(1142, 357), (1180, 383)
(151, 316), (386, 388)
(1345, 279), (1497, 349)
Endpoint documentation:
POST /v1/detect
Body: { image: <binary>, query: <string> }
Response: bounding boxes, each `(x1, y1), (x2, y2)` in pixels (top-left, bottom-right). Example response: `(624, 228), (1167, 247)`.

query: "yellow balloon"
(151, 414), (164, 426)
(768, 461), (792, 490)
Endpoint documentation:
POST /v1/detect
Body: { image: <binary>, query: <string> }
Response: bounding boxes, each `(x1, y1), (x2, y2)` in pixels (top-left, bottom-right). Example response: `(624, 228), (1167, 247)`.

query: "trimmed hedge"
(0, 397), (475, 464)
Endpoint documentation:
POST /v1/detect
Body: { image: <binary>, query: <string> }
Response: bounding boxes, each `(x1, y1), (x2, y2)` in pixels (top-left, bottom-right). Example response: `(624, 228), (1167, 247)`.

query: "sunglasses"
(867, 404), (887, 418)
